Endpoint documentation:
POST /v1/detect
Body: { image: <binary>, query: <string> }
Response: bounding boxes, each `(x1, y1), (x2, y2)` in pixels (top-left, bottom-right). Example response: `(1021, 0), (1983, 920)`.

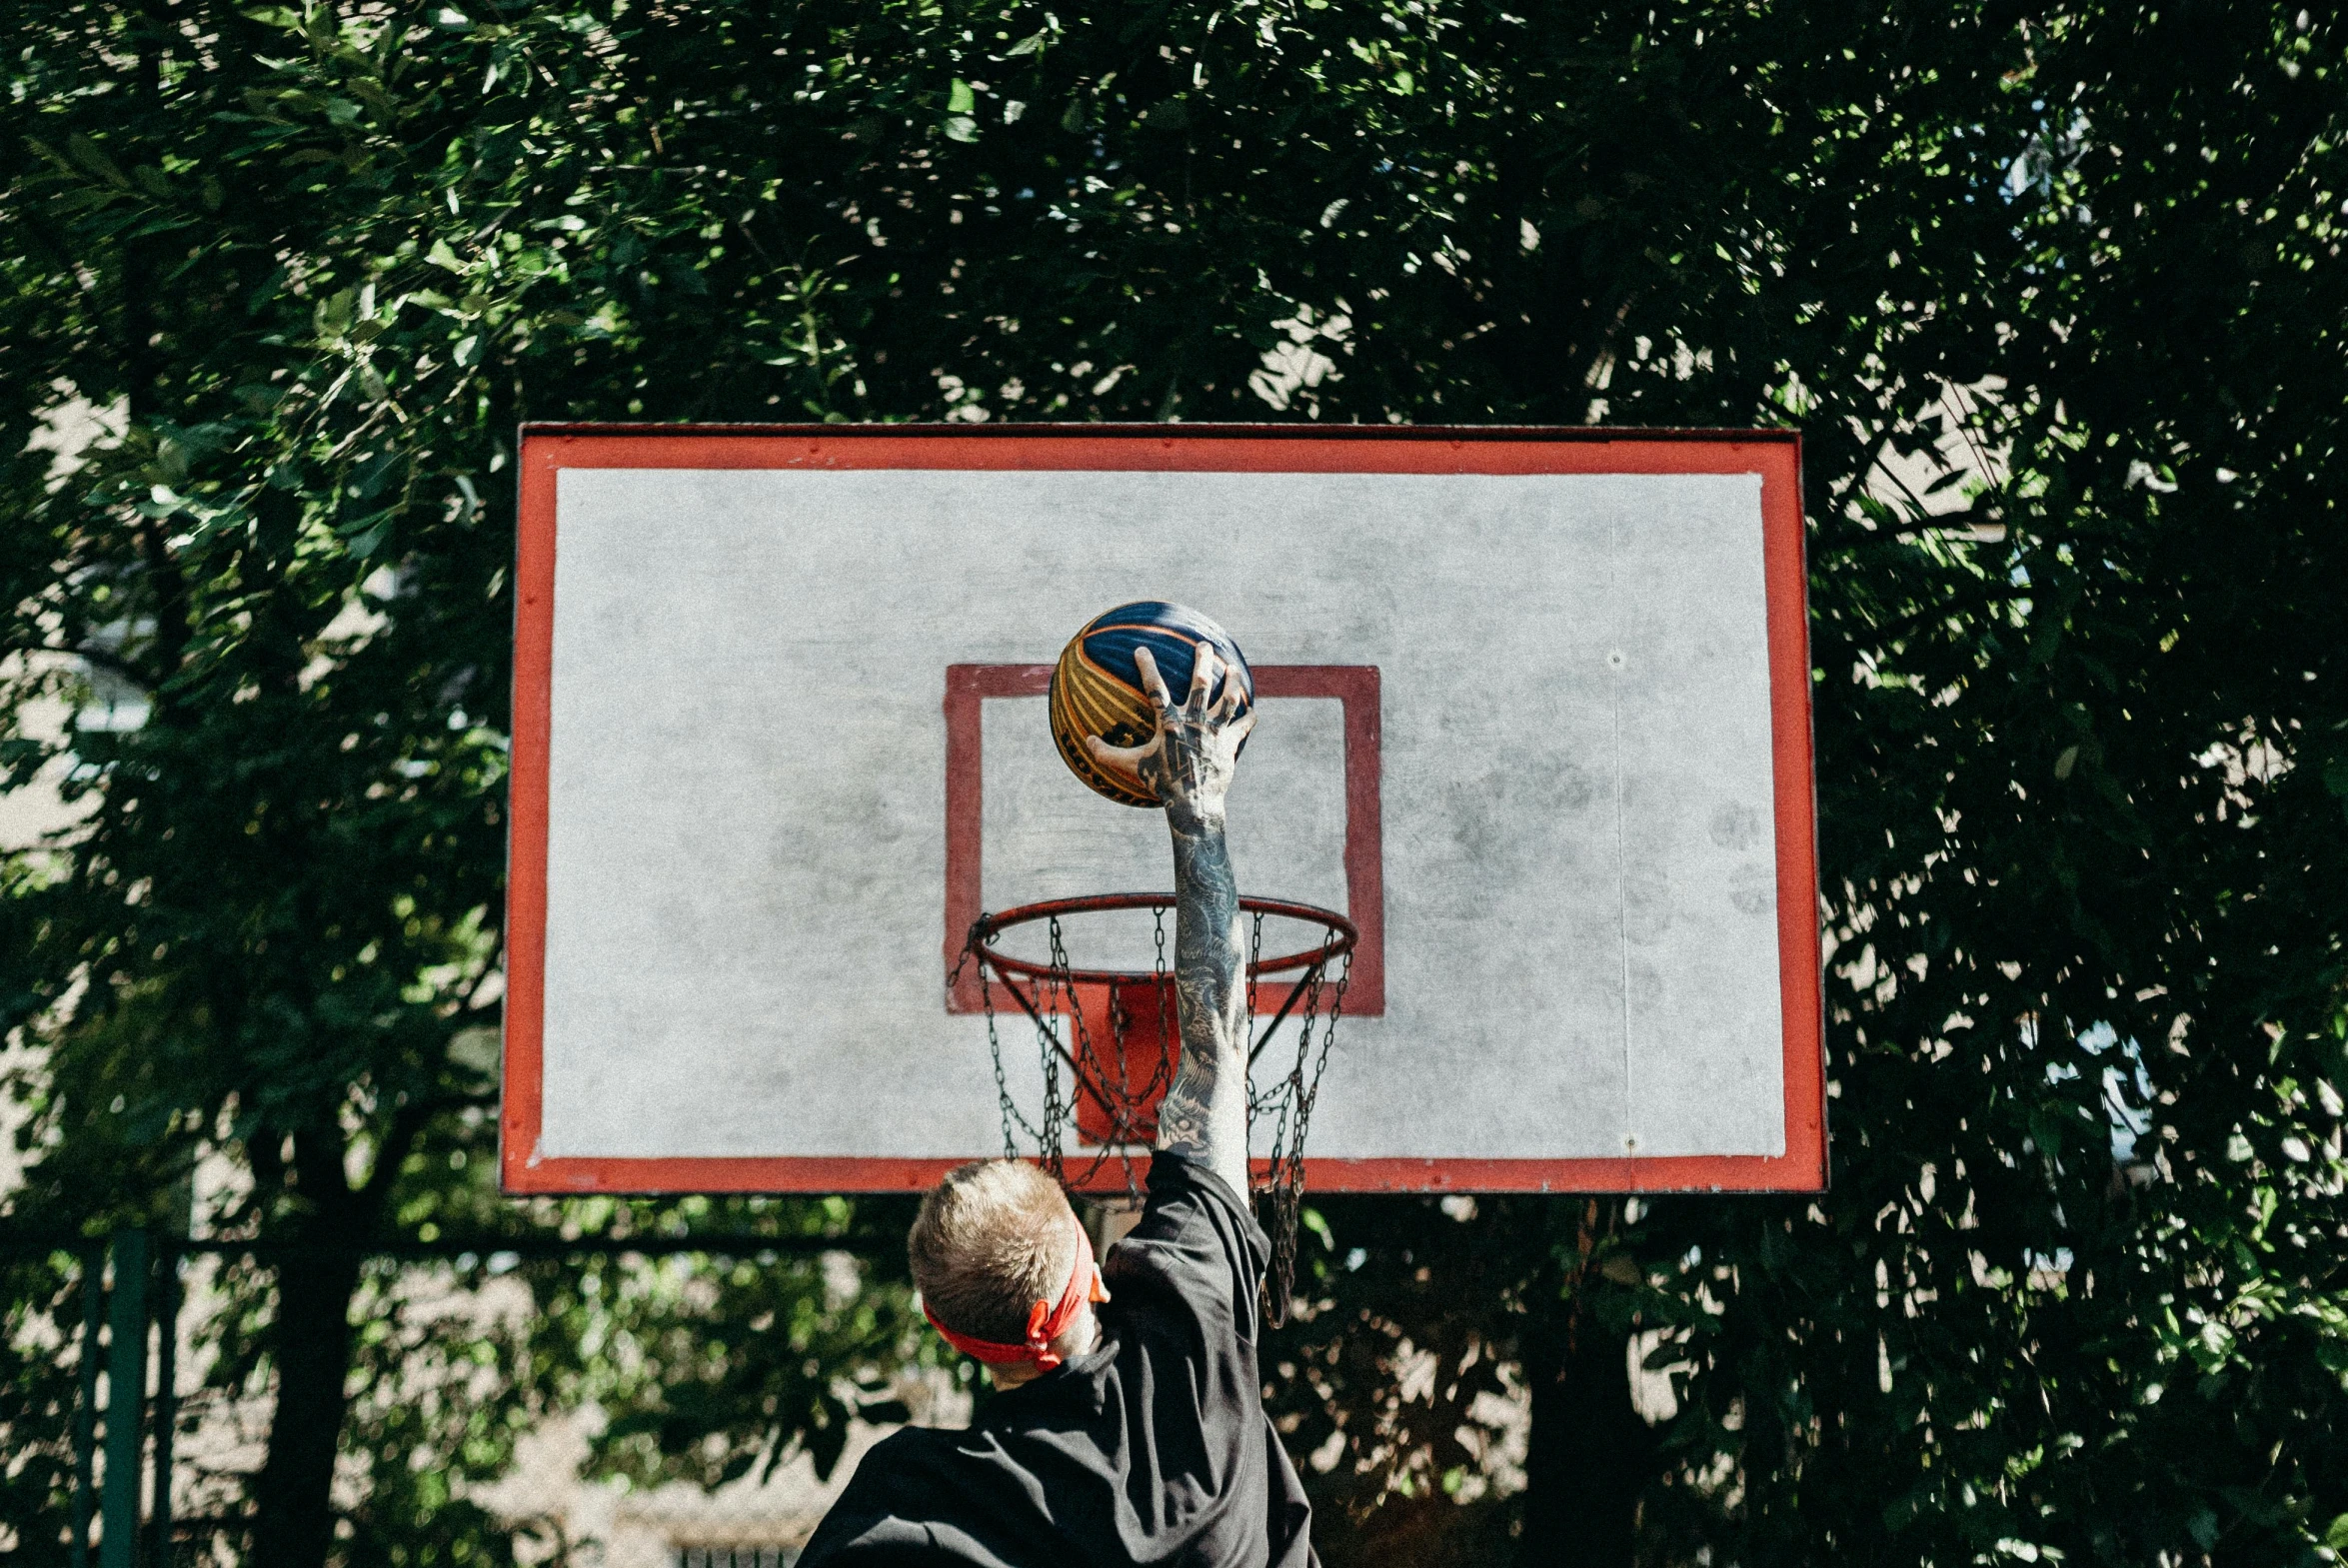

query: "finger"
(1185, 649), (1219, 719)
(1132, 646), (1174, 709)
(1227, 707), (1259, 746)
(1213, 674), (1246, 723)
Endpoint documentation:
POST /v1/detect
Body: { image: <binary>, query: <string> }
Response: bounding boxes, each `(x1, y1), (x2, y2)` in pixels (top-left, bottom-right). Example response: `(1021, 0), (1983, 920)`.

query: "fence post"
(99, 1228), (147, 1568)
(70, 1243), (105, 1568)
(149, 1248), (178, 1568)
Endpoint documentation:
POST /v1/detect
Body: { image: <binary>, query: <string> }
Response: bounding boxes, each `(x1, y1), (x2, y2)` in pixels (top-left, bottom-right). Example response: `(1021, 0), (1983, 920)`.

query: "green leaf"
(313, 288), (357, 336)
(340, 516), (392, 560)
(66, 132), (128, 187)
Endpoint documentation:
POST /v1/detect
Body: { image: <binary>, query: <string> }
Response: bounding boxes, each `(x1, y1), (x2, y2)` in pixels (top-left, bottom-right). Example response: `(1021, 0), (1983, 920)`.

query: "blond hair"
(909, 1159), (1079, 1344)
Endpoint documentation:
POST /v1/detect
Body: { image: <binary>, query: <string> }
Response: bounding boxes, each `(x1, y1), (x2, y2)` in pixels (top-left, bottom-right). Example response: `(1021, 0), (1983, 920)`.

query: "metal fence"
(8, 1225), (888, 1565)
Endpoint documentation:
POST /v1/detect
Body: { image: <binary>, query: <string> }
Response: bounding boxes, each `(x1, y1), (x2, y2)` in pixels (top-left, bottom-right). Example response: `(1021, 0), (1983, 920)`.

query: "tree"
(4, 1), (2343, 1565)
(3, 0), (521, 1541)
(0, 5), (915, 1561)
(1266, 5), (2348, 1562)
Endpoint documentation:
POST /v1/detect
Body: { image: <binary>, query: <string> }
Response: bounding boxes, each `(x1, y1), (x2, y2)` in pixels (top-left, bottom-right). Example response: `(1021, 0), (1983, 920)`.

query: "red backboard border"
(504, 424), (1823, 1196)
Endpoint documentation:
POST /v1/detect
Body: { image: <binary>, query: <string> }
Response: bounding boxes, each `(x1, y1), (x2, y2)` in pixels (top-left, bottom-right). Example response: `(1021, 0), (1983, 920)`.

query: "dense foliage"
(2, 0), (2342, 1564)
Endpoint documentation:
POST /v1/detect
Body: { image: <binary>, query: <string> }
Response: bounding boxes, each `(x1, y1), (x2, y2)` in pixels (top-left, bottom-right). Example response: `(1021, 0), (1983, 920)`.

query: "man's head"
(910, 1159), (1100, 1382)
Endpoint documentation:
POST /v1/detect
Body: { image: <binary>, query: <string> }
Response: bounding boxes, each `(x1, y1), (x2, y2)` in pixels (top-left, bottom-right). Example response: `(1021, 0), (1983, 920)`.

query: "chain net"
(952, 895), (1352, 1328)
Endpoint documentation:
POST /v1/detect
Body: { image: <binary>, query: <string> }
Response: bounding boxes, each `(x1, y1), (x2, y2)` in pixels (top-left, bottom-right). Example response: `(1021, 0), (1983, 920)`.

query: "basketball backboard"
(502, 425), (1823, 1194)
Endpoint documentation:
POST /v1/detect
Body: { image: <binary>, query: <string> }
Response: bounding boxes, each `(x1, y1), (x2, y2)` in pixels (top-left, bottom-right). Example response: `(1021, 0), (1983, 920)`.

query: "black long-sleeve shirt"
(799, 1153), (1316, 1567)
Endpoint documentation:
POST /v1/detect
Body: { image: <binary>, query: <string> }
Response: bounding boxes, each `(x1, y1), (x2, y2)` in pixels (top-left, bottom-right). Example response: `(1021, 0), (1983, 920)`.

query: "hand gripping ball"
(1049, 601), (1254, 807)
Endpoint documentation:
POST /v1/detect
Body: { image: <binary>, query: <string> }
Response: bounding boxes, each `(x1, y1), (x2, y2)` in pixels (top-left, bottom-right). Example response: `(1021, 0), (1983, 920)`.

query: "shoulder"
(1123, 1150), (1266, 1257)
(798, 1429), (995, 1567)
(1149, 1148), (1257, 1216)
(822, 1425), (976, 1512)
(1100, 1152), (1268, 1340)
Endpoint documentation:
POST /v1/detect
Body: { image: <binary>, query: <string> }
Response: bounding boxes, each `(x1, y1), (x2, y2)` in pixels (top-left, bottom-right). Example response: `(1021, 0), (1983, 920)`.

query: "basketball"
(1049, 601), (1254, 807)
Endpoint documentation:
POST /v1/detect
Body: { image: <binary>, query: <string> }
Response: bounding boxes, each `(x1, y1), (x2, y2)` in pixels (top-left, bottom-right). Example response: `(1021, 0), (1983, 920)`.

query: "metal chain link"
(1244, 909), (1266, 1053)
(951, 926), (1023, 1160)
(1260, 949), (1350, 1329)
(983, 966), (1017, 1160)
(1256, 967), (1317, 1173)
(1055, 915), (1134, 1195)
(1152, 906), (1176, 1109)
(969, 900), (1349, 1299)
(1038, 916), (1071, 1181)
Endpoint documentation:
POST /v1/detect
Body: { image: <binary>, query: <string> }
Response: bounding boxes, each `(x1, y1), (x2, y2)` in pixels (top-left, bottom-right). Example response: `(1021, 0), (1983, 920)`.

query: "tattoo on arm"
(1084, 645), (1256, 1196)
(1153, 811), (1251, 1195)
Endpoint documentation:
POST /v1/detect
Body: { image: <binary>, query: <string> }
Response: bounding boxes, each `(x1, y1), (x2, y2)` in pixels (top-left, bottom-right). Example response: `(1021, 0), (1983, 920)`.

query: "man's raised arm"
(1086, 647), (1254, 1196)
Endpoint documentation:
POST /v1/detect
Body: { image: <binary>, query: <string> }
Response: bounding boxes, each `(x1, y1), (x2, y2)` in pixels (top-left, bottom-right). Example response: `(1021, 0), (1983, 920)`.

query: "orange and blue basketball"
(1050, 602), (1253, 807)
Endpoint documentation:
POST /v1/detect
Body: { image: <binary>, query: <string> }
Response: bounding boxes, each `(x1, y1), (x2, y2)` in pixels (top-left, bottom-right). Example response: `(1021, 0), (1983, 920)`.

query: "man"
(799, 646), (1314, 1567)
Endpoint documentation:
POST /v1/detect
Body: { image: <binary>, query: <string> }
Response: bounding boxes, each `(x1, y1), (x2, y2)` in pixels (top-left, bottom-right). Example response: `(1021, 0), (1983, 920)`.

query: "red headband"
(924, 1214), (1111, 1372)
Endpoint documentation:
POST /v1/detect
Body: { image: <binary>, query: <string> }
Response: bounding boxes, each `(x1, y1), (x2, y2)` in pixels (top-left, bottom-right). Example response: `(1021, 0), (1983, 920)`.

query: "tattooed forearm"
(1155, 807), (1251, 1194)
(1083, 644), (1257, 1196)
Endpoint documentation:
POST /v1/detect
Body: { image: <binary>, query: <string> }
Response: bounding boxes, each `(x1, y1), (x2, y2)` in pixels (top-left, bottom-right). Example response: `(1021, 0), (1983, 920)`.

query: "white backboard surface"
(505, 427), (1822, 1193)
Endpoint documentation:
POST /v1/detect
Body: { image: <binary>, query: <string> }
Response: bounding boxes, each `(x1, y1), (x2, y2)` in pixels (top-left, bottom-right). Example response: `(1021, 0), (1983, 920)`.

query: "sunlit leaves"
(2, 0), (2344, 1564)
